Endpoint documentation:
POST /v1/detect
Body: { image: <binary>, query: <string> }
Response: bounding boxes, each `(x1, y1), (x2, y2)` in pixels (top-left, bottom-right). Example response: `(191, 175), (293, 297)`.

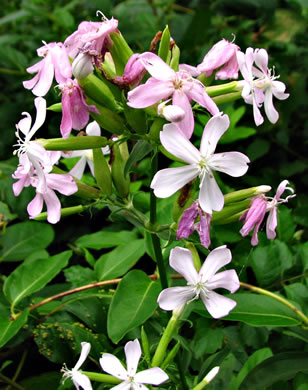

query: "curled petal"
(266, 207), (277, 239)
(74, 342), (91, 371)
(157, 286), (196, 311)
(170, 247), (199, 285)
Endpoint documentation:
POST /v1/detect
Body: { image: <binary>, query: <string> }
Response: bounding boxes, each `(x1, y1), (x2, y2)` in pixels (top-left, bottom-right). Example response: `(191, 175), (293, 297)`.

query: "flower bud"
(158, 102), (185, 122)
(72, 52), (94, 79)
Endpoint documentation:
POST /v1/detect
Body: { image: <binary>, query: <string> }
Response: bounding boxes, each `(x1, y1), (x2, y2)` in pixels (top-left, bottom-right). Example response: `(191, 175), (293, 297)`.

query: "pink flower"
(237, 48), (289, 126)
(113, 53), (147, 88)
(151, 114), (250, 214)
(177, 201), (212, 248)
(157, 246), (240, 319)
(197, 38), (240, 80)
(64, 16), (118, 65)
(127, 52), (219, 139)
(100, 339), (168, 390)
(23, 42), (72, 97)
(58, 79), (99, 138)
(27, 173), (78, 224)
(240, 180), (295, 245)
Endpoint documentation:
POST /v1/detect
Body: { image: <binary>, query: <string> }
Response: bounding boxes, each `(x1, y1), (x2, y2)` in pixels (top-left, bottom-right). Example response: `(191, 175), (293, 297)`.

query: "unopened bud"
(158, 102), (185, 122)
(191, 367), (220, 390)
(73, 52), (94, 79)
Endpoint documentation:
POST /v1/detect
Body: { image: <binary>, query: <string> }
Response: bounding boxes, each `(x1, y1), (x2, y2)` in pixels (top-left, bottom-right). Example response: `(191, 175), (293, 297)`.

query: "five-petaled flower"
(240, 180), (296, 245)
(151, 113), (250, 214)
(62, 342), (92, 390)
(100, 339), (168, 390)
(157, 246), (240, 318)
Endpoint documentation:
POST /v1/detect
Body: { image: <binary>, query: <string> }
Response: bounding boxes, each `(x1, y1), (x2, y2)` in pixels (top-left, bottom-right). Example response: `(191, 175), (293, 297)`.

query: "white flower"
(62, 342), (92, 390)
(100, 339), (168, 390)
(157, 246), (240, 319)
(151, 113), (250, 214)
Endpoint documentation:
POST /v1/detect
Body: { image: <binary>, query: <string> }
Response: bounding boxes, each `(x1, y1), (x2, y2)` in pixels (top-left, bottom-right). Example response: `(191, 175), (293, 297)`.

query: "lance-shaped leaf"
(124, 140), (153, 177)
(3, 251), (72, 312)
(107, 270), (161, 343)
(0, 305), (29, 348)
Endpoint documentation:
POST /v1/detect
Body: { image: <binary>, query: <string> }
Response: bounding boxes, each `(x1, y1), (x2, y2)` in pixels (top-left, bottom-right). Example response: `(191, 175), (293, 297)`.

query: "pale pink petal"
(198, 172), (224, 214)
(125, 339), (141, 377)
(207, 270), (240, 293)
(186, 80), (219, 116)
(200, 113), (230, 157)
(43, 188), (61, 224)
(210, 151), (250, 177)
(69, 156), (87, 179)
(72, 371), (92, 390)
(215, 54), (239, 80)
(157, 286), (196, 311)
(252, 97), (264, 126)
(266, 207), (277, 239)
(27, 193), (43, 218)
(32, 54), (54, 97)
(74, 342), (91, 371)
(139, 52), (176, 81)
(271, 81), (289, 100)
(169, 247), (199, 284)
(17, 113), (32, 136)
(109, 382), (130, 390)
(23, 73), (40, 91)
(28, 97), (47, 138)
(134, 367), (168, 385)
(46, 173), (77, 196)
(151, 165), (199, 198)
(60, 92), (73, 138)
(127, 78), (173, 108)
(275, 179), (293, 200)
(179, 64), (201, 77)
(51, 43), (72, 83)
(198, 40), (236, 75)
(172, 90), (194, 139)
(160, 123), (201, 164)
(70, 88), (90, 130)
(264, 89), (279, 124)
(254, 48), (268, 74)
(199, 245), (231, 281)
(201, 290), (237, 319)
(99, 354), (128, 381)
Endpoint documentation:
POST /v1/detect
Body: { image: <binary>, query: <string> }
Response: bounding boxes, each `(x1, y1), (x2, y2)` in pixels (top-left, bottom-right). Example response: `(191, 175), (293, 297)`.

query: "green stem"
(151, 305), (184, 367)
(240, 282), (308, 327)
(0, 373), (24, 390)
(150, 151), (168, 290)
(205, 81), (238, 97)
(5, 349), (27, 390)
(176, 352), (188, 390)
(81, 371), (120, 384)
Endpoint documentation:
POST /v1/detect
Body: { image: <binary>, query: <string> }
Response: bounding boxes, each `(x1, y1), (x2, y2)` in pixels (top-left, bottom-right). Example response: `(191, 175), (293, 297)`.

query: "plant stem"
(150, 151), (168, 290)
(81, 371), (120, 384)
(0, 373), (24, 390)
(176, 351), (188, 390)
(5, 350), (27, 390)
(240, 282), (308, 327)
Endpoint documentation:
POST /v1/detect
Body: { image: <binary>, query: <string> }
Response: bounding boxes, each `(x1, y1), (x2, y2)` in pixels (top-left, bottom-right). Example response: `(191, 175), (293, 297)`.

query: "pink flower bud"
(72, 52), (94, 79)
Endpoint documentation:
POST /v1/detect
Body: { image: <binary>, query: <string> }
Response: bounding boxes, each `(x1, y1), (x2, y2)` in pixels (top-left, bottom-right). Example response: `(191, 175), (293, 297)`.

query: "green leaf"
(75, 229), (138, 250)
(3, 251), (72, 311)
(0, 201), (17, 221)
(0, 221), (54, 262)
(95, 239), (145, 281)
(250, 240), (293, 286)
(239, 352), (308, 390)
(192, 293), (300, 326)
(0, 306), (29, 348)
(277, 206), (296, 242)
(284, 283), (308, 314)
(235, 347), (273, 389)
(21, 372), (62, 390)
(124, 140), (153, 178)
(107, 270), (161, 343)
(246, 139), (270, 162)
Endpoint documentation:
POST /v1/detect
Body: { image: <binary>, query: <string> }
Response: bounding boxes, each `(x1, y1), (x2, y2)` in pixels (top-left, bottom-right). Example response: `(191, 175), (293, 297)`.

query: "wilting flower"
(151, 114), (250, 214)
(113, 53), (147, 88)
(57, 79), (99, 138)
(240, 180), (295, 245)
(127, 52), (219, 139)
(157, 246), (240, 318)
(63, 121), (110, 179)
(197, 38), (240, 80)
(62, 342), (92, 390)
(23, 42), (72, 97)
(27, 172), (78, 224)
(177, 201), (212, 248)
(100, 339), (168, 390)
(237, 48), (289, 126)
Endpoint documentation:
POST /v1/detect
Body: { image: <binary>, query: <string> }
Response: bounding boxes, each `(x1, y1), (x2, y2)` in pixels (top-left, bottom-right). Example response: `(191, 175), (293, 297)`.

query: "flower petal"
(74, 342), (91, 371)
(134, 367), (168, 385)
(264, 88), (279, 124)
(99, 354), (128, 381)
(160, 123), (201, 164)
(254, 48), (268, 74)
(43, 188), (61, 224)
(186, 80), (219, 116)
(151, 165), (199, 198)
(201, 290), (237, 319)
(27, 193), (43, 219)
(32, 54), (54, 97)
(69, 156), (87, 179)
(86, 121), (101, 136)
(207, 270), (240, 293)
(200, 113), (230, 157)
(199, 245), (231, 282)
(72, 371), (93, 390)
(169, 247), (199, 284)
(266, 207), (277, 239)
(127, 78), (173, 108)
(210, 151), (250, 177)
(198, 172), (224, 214)
(28, 97), (47, 139)
(157, 286), (196, 311)
(172, 90), (194, 139)
(139, 52), (175, 81)
(125, 339), (141, 377)
(46, 173), (78, 196)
